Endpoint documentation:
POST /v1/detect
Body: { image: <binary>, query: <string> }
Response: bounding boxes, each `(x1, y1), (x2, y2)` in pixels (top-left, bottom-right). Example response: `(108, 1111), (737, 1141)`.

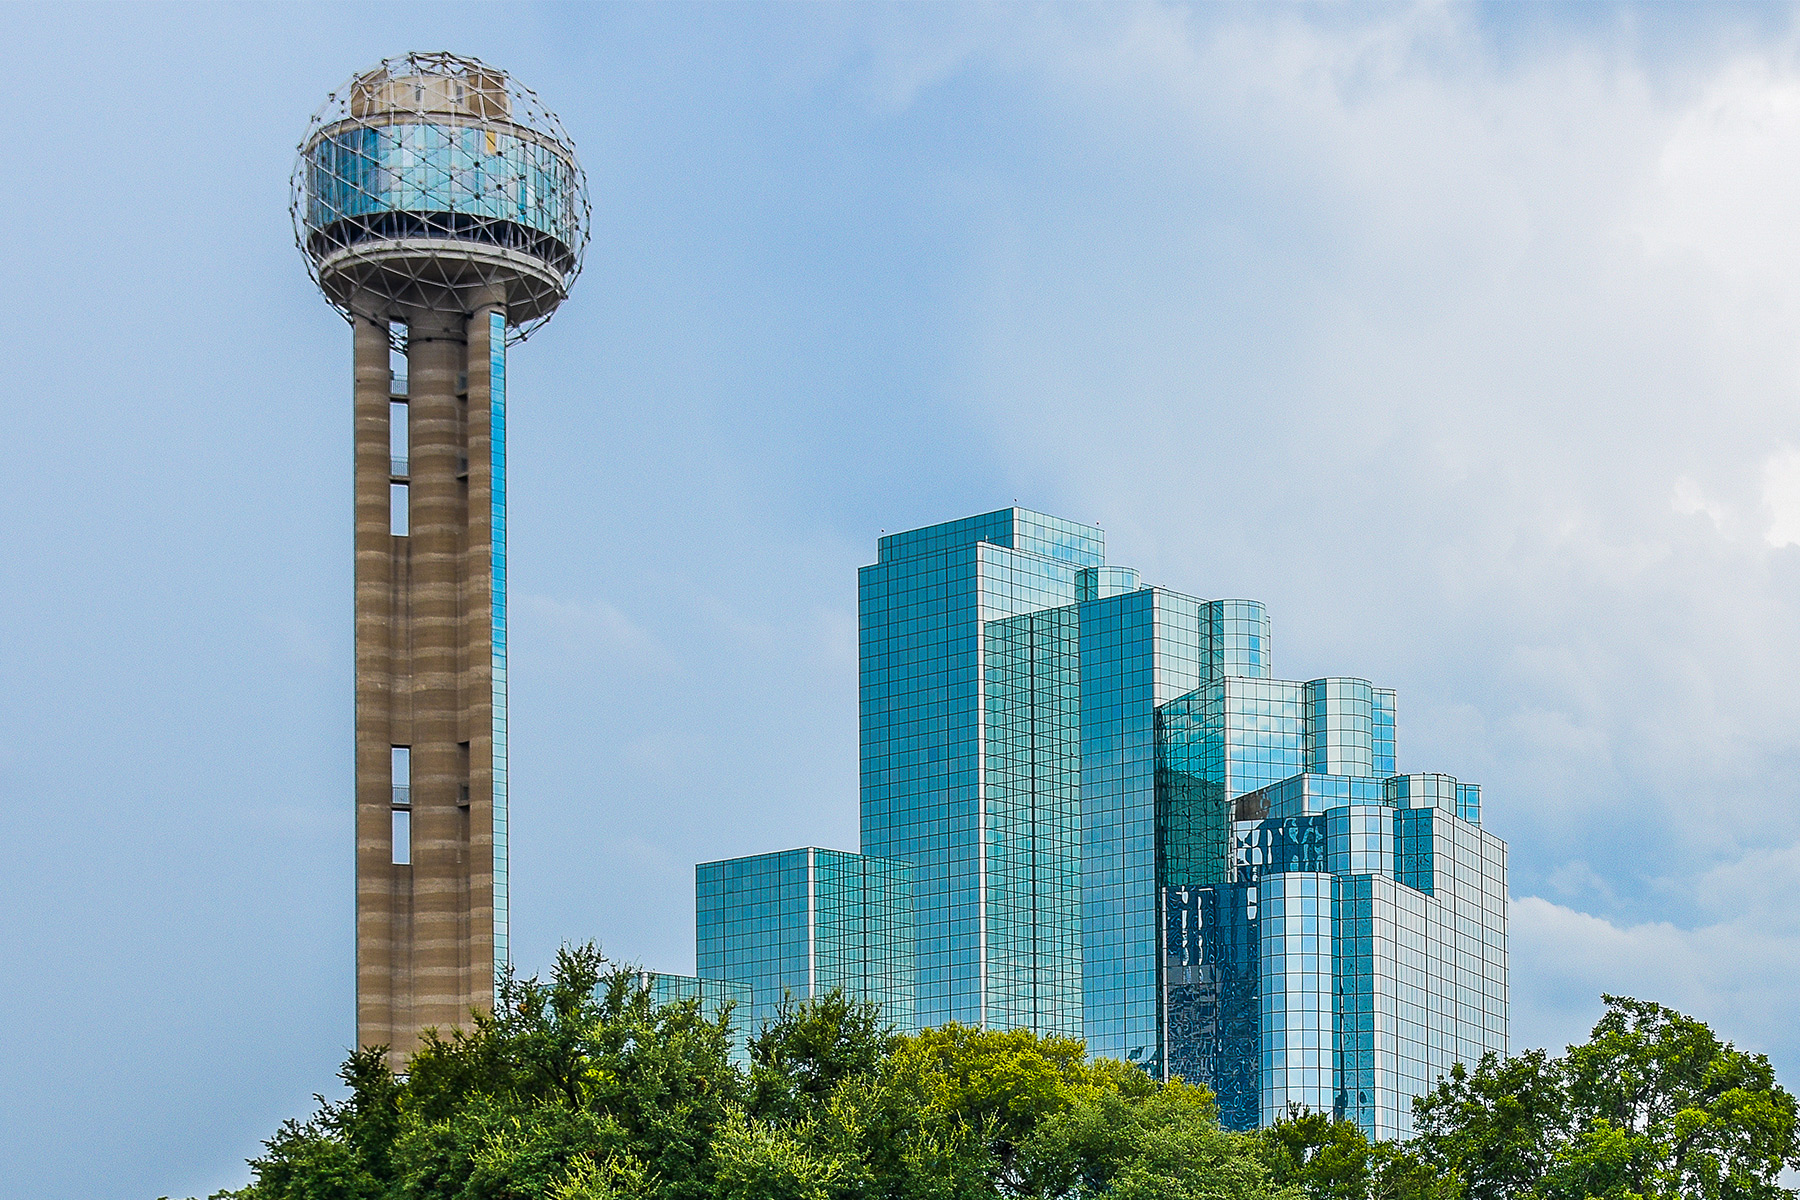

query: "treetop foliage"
(1409, 994), (1800, 1200)
(217, 949), (1799, 1200)
(226, 944), (1292, 1200)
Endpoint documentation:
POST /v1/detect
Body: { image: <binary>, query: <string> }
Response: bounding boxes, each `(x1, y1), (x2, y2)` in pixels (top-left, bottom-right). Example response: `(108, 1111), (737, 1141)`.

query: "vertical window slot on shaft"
(391, 745), (411, 866)
(390, 401), (408, 478)
(391, 746), (410, 807)
(391, 483), (409, 536)
(392, 810), (411, 865)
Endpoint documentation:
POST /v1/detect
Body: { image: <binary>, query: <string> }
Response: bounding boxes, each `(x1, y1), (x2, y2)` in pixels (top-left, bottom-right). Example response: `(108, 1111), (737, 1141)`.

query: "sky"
(6, 2), (1800, 1195)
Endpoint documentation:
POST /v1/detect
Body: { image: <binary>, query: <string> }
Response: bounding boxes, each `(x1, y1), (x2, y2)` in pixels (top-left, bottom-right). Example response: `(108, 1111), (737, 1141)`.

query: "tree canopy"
(225, 945), (1289, 1200)
(1409, 995), (1800, 1200)
(1253, 994), (1800, 1200)
(221, 954), (1798, 1200)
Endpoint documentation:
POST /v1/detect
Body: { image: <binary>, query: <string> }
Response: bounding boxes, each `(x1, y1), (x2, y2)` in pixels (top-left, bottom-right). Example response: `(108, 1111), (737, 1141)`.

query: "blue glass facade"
(1078, 587), (1205, 1068)
(858, 510), (1099, 1029)
(302, 120), (584, 255)
(985, 606), (1085, 1035)
(696, 847), (914, 1038)
(684, 507), (1507, 1139)
(1165, 769), (1506, 1137)
(489, 310), (509, 973)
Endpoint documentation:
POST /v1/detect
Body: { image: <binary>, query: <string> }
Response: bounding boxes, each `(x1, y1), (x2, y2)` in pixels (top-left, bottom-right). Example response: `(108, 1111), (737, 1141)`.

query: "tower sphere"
(292, 52), (589, 340)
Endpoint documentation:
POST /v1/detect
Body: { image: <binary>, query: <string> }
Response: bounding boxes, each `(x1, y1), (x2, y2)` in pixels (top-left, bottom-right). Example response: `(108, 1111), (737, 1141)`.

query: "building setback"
(691, 508), (1508, 1138)
(696, 848), (914, 1039)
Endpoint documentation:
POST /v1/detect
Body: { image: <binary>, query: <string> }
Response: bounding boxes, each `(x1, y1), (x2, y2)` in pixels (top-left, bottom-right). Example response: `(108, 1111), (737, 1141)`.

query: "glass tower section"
(696, 847), (915, 1038)
(858, 509), (1100, 1029)
(984, 607), (1084, 1035)
(1079, 587), (1204, 1070)
(1159, 677), (1509, 1137)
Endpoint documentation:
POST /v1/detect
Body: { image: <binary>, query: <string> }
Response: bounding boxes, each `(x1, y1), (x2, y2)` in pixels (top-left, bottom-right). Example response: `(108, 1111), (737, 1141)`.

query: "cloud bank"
(878, 4), (1800, 1066)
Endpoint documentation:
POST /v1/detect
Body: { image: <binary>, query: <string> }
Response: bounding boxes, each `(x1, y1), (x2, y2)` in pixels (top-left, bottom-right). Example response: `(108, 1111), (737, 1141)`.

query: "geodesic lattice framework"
(292, 51), (590, 342)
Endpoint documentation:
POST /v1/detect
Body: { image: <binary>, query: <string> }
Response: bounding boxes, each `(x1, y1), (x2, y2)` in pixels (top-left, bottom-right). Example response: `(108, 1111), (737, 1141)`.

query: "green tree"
(747, 991), (896, 1125)
(1256, 1106), (1374, 1200)
(1366, 1139), (1461, 1200)
(710, 1114), (845, 1200)
(248, 953), (1790, 1200)
(239, 1047), (400, 1200)
(890, 1022), (1094, 1189)
(1412, 1048), (1567, 1200)
(1246, 1107), (1456, 1200)
(234, 944), (739, 1200)
(1021, 1079), (1293, 1200)
(1413, 995), (1800, 1200)
(758, 1015), (1283, 1200)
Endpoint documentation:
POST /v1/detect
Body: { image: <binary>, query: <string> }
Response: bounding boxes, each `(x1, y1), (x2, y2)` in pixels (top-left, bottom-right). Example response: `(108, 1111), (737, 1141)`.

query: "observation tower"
(293, 52), (588, 1064)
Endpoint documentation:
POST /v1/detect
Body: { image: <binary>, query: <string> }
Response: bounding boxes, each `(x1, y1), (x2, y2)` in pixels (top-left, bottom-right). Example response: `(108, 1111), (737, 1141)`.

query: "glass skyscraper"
(687, 507), (1507, 1138)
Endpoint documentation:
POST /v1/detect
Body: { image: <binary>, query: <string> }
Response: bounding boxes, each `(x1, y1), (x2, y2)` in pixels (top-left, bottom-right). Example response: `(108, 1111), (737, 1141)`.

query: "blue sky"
(7, 3), (1800, 1196)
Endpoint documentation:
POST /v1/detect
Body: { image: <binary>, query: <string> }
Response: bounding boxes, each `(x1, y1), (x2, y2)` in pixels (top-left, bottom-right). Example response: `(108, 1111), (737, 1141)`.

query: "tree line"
(213, 943), (1800, 1200)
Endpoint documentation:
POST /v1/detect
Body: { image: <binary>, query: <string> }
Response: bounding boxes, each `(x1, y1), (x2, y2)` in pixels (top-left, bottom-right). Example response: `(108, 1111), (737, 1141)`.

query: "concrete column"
(405, 312), (470, 1047)
(353, 314), (402, 1060)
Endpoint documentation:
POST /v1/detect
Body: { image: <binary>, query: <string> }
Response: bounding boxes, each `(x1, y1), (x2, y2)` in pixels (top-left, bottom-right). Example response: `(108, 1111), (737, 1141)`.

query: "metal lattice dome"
(292, 52), (589, 341)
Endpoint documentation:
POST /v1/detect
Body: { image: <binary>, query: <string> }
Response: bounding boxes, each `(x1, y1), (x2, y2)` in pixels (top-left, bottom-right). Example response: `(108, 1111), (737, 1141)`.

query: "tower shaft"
(355, 305), (507, 1066)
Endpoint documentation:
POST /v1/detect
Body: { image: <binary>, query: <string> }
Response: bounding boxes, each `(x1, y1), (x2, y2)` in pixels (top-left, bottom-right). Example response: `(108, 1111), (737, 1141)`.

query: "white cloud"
(1673, 475), (1730, 528)
(1763, 447), (1800, 546)
(1513, 888), (1800, 1072)
(1632, 56), (1800, 294)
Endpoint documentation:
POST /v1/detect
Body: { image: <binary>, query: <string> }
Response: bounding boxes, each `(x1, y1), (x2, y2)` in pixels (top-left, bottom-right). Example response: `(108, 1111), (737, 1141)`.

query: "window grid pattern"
(1456, 782), (1481, 825)
(1386, 772), (1455, 809)
(1201, 600), (1272, 682)
(1305, 678), (1375, 777)
(1159, 678), (1308, 815)
(1163, 882), (1259, 1128)
(1391, 808), (1511, 1068)
(1372, 689), (1397, 777)
(1077, 565), (1141, 601)
(1156, 698), (1230, 888)
(697, 850), (810, 1040)
(859, 510), (1087, 1028)
(841, 508), (1506, 1144)
(984, 606), (1083, 1036)
(489, 310), (508, 971)
(697, 848), (916, 1041)
(1081, 589), (1203, 1071)
(1333, 873), (1427, 1140)
(1155, 644), (1506, 1143)
(813, 850), (916, 1031)
(1244, 773), (1388, 821)
(1185, 798), (1507, 1139)
(874, 508), (1105, 569)
(1259, 873), (1336, 1120)
(1326, 805), (1393, 877)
